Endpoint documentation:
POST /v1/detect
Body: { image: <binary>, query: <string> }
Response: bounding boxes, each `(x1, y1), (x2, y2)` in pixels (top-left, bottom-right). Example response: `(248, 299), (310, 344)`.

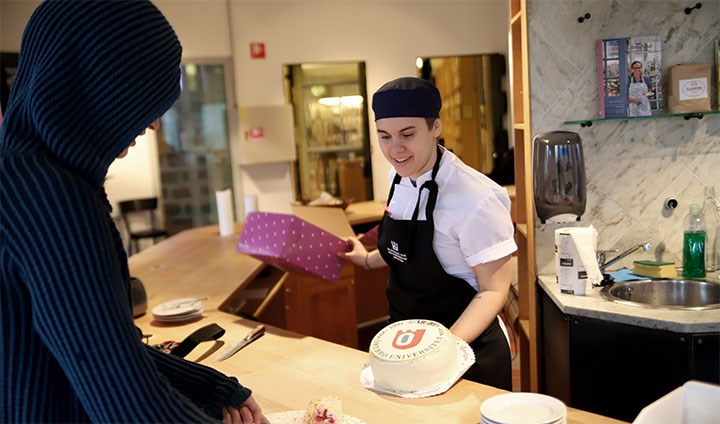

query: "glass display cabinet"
(158, 62), (234, 234)
(283, 62), (373, 203)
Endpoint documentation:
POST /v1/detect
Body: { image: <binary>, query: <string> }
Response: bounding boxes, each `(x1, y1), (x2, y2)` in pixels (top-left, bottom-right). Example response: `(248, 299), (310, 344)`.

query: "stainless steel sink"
(600, 279), (720, 310)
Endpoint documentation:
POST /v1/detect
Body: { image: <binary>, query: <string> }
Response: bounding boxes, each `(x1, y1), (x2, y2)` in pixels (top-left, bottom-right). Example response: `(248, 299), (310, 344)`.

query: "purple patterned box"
(358, 224), (379, 247)
(236, 211), (350, 282)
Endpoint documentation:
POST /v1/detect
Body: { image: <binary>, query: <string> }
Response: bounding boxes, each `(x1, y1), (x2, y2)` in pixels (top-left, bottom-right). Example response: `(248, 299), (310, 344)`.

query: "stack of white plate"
(480, 393), (567, 424)
(152, 298), (205, 323)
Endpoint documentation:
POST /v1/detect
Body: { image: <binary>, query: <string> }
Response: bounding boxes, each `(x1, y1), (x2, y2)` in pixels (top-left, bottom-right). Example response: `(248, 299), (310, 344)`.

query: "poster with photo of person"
(626, 36), (662, 117)
(597, 36), (662, 119)
(715, 37), (720, 109)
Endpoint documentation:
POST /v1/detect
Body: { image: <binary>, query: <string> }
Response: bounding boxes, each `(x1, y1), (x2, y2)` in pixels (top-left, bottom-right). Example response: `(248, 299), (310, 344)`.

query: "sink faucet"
(598, 242), (652, 272)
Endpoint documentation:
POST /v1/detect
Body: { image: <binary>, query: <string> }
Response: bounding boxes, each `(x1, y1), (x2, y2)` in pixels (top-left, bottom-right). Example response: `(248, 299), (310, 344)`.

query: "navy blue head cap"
(372, 77), (441, 121)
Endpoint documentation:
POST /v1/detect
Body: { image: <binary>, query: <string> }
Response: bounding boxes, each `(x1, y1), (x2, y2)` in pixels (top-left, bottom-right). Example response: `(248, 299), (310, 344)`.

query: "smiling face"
(376, 117), (442, 180)
(631, 62), (643, 80)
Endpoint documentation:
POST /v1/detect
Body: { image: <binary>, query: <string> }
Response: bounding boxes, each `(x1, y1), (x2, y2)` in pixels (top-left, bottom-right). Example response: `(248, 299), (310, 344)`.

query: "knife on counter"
(214, 324), (265, 362)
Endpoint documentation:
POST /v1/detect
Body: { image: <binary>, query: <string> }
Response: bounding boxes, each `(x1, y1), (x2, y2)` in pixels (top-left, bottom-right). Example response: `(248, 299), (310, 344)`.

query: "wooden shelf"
(306, 144), (364, 154)
(508, 0), (538, 393)
(516, 223), (528, 237)
(519, 319), (530, 339)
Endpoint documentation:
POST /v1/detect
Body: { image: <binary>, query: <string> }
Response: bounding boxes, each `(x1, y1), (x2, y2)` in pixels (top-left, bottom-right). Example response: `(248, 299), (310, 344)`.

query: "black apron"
(377, 147), (511, 390)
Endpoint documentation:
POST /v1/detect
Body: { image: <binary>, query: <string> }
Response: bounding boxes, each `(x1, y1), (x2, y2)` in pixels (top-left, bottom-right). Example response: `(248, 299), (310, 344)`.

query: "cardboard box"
(667, 63), (711, 113)
(236, 206), (355, 282)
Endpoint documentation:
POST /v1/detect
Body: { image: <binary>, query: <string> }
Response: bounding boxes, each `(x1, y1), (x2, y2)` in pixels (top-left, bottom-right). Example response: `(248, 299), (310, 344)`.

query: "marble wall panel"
(528, 0), (720, 275)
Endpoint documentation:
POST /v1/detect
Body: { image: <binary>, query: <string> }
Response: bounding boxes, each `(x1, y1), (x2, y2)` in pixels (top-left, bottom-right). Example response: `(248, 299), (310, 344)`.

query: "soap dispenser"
(682, 203), (706, 278)
(532, 131), (587, 224)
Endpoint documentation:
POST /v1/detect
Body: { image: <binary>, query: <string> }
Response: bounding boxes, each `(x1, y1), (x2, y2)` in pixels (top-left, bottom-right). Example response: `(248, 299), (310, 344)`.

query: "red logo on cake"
(391, 329), (426, 349)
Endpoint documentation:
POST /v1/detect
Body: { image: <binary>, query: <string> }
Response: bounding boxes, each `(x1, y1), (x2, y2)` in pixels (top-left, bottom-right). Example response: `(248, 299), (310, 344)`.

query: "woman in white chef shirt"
(628, 61), (652, 117)
(339, 77), (517, 390)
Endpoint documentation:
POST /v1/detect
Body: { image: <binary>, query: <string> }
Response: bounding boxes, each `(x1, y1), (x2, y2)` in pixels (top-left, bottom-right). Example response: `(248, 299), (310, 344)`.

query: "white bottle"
(703, 186), (720, 274)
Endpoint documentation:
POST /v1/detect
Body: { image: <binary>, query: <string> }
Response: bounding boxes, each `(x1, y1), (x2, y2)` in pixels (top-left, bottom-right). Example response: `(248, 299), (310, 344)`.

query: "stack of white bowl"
(480, 392), (567, 424)
(152, 298), (205, 323)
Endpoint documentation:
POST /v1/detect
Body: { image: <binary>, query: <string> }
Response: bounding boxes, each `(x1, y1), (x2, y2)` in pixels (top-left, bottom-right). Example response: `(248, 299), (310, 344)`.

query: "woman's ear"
(433, 119), (443, 138)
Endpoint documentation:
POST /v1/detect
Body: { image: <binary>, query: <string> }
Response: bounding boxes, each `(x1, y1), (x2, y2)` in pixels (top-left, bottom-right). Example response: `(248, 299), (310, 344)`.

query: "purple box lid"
(236, 212), (350, 282)
(358, 224), (379, 247)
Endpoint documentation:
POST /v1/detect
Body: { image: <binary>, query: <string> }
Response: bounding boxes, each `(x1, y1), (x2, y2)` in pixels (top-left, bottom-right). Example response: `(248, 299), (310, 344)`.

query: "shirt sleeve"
(144, 344), (251, 417)
(460, 190), (517, 267)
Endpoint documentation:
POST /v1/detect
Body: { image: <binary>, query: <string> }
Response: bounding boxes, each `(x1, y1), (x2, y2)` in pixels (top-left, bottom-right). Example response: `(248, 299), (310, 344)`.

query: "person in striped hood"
(0, 1), (267, 422)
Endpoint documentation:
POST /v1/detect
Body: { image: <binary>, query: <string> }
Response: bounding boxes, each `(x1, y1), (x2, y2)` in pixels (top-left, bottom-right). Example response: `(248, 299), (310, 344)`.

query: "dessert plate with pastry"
(266, 396), (365, 424)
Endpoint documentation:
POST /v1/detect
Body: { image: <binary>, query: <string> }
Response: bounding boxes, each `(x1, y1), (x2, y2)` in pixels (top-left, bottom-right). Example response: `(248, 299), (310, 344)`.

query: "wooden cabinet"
(284, 263), (359, 348)
(508, 0), (538, 392)
(221, 262), (360, 349)
(539, 289), (720, 422)
(222, 257), (388, 351)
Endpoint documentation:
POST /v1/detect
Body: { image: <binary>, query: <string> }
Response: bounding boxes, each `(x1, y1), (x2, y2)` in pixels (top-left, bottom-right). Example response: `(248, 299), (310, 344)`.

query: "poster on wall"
(597, 36), (662, 118)
(716, 37), (719, 108)
(597, 38), (627, 118)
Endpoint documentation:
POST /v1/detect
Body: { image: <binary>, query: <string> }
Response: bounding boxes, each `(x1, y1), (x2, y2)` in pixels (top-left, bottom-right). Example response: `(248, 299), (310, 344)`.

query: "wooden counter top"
(130, 225), (625, 423)
(345, 200), (386, 226)
(129, 224), (261, 312)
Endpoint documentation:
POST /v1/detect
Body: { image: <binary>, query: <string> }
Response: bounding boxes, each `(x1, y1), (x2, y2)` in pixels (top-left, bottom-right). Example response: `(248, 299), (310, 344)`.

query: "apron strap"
(408, 146), (443, 258)
(387, 173), (402, 203)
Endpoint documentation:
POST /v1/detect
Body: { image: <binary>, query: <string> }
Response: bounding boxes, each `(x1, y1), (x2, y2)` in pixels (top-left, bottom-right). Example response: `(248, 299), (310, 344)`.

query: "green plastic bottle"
(682, 203), (706, 278)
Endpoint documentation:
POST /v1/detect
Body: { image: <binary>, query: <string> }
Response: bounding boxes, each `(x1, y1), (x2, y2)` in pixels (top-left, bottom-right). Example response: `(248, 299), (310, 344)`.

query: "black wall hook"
(577, 13), (591, 23)
(683, 112), (704, 120)
(684, 2), (702, 14)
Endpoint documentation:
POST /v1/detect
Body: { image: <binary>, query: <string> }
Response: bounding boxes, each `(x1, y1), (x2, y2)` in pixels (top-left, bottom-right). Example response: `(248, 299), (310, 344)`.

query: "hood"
(0, 0), (182, 187)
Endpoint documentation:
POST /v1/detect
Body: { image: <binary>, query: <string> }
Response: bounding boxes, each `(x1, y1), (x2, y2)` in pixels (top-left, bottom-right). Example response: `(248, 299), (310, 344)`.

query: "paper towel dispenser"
(532, 131), (586, 224)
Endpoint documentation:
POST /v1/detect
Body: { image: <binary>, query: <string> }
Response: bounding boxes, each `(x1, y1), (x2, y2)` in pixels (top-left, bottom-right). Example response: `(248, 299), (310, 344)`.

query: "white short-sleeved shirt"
(385, 147), (517, 290)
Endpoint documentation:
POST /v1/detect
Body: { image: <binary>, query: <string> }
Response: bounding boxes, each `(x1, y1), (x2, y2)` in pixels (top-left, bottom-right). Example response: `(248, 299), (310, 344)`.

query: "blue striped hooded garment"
(0, 1), (251, 422)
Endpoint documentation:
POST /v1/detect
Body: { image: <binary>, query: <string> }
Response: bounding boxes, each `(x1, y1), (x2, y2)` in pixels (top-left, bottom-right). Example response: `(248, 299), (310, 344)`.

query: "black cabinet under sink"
(539, 288), (720, 422)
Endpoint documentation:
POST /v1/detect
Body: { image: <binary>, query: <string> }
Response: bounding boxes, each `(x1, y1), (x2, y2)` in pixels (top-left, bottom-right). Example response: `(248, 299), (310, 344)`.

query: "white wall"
(2, 0), (509, 216)
(0, 1), (37, 48)
(105, 133), (161, 215)
(226, 0), (509, 210)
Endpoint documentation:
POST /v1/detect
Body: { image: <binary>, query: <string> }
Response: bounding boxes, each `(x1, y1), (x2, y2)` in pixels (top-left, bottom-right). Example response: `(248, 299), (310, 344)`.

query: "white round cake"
(368, 319), (460, 393)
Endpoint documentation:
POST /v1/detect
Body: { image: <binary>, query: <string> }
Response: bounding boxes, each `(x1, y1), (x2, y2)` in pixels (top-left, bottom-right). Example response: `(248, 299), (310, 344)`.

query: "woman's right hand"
(337, 237), (367, 268)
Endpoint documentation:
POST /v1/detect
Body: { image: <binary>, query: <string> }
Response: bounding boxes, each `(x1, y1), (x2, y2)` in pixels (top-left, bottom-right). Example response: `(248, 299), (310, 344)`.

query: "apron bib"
(377, 147), (511, 390)
(628, 79), (651, 117)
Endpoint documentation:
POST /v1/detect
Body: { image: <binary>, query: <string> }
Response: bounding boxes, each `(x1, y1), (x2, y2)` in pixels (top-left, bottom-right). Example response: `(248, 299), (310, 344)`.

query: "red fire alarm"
(249, 42), (266, 59)
(246, 127), (264, 142)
